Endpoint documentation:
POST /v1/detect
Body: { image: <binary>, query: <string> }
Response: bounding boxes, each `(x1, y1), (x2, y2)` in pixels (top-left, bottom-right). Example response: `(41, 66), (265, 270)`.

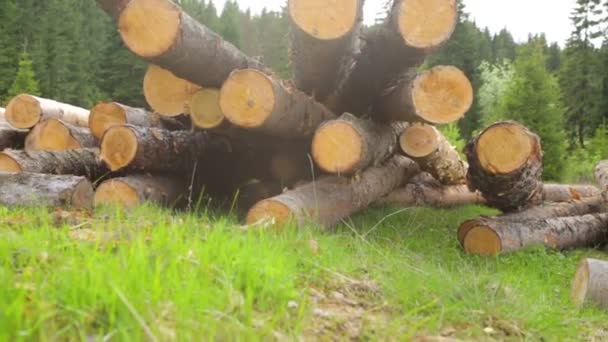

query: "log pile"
(0, 0), (606, 260)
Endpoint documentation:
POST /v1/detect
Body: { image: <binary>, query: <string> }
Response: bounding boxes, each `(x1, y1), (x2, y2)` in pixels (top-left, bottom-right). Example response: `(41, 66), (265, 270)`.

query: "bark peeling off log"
(288, 0), (364, 101)
(118, 0), (265, 88)
(0, 172), (94, 209)
(246, 155), (420, 228)
(465, 121), (543, 212)
(5, 94), (89, 129)
(460, 213), (608, 256)
(220, 69), (336, 138)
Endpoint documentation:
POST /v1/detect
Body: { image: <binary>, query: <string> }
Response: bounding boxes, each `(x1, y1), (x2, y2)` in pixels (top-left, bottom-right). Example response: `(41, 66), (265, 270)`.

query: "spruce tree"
(6, 51), (40, 102)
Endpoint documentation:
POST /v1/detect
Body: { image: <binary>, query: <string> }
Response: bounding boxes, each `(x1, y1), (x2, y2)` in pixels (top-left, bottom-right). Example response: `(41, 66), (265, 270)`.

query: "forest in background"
(1, 0), (608, 182)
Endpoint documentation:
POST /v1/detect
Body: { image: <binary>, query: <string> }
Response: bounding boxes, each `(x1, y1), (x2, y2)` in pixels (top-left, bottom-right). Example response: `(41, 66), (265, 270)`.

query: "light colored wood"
(572, 258), (608, 309)
(25, 119), (96, 151)
(94, 174), (186, 209)
(399, 124), (466, 185)
(143, 64), (201, 117)
(246, 156), (420, 228)
(189, 89), (225, 129)
(89, 102), (165, 140)
(118, 0), (265, 88)
(377, 66), (473, 124)
(220, 69), (336, 138)
(288, 0), (363, 100)
(5, 94), (89, 129)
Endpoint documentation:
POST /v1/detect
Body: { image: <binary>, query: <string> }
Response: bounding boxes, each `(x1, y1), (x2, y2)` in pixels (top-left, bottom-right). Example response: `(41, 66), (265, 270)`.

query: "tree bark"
(100, 125), (231, 172)
(595, 160), (608, 201)
(377, 183), (485, 208)
(25, 119), (96, 151)
(5, 94), (89, 129)
(0, 148), (109, 181)
(0, 172), (94, 209)
(118, 0), (266, 88)
(542, 183), (601, 202)
(89, 101), (181, 140)
(288, 0), (364, 101)
(312, 113), (405, 174)
(465, 121), (543, 212)
(572, 258), (608, 309)
(375, 66), (473, 124)
(399, 124), (466, 185)
(96, 0), (129, 18)
(459, 213), (608, 256)
(94, 174), (187, 209)
(246, 155), (420, 228)
(220, 69), (336, 138)
(458, 197), (608, 246)
(326, 0), (458, 117)
(0, 115), (27, 150)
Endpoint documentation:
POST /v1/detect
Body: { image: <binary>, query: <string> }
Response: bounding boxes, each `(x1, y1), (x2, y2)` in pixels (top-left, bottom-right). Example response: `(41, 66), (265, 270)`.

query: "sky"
(213, 0), (577, 46)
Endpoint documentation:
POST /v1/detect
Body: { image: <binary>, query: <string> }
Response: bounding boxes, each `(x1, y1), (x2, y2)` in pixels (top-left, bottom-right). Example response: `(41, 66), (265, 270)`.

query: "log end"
(246, 199), (294, 227)
(118, 0), (181, 58)
(0, 153), (22, 173)
(462, 224), (502, 256)
(476, 122), (538, 175)
(413, 66), (473, 124)
(5, 94), (42, 129)
(72, 179), (96, 209)
(399, 124), (439, 158)
(25, 119), (81, 151)
(397, 0), (457, 49)
(89, 102), (128, 140)
(190, 89), (225, 129)
(220, 69), (276, 128)
(100, 126), (138, 172)
(94, 179), (139, 209)
(571, 259), (590, 307)
(289, 0), (360, 40)
(143, 64), (201, 117)
(312, 120), (363, 174)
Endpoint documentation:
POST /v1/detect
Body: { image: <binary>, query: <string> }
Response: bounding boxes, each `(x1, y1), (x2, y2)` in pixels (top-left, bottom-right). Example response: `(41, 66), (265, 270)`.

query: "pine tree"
(496, 42), (567, 181)
(219, 0), (242, 48)
(6, 50), (40, 102)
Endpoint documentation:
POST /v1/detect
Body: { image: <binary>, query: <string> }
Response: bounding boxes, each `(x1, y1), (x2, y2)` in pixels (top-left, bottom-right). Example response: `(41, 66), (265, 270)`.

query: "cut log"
(25, 119), (96, 151)
(246, 155), (420, 228)
(143, 64), (201, 117)
(0, 172), (94, 209)
(220, 69), (336, 138)
(458, 197), (607, 246)
(572, 258), (608, 309)
(595, 160), (608, 201)
(96, 0), (129, 18)
(0, 148), (109, 180)
(399, 123), (466, 185)
(377, 183), (485, 208)
(100, 125), (230, 172)
(94, 174), (186, 209)
(288, 0), (364, 101)
(460, 213), (608, 256)
(327, 0), (458, 116)
(118, 0), (265, 88)
(311, 113), (404, 174)
(89, 101), (172, 140)
(0, 116), (27, 150)
(465, 121), (543, 212)
(543, 183), (601, 202)
(375, 66), (473, 124)
(5, 94), (89, 129)
(189, 88), (225, 129)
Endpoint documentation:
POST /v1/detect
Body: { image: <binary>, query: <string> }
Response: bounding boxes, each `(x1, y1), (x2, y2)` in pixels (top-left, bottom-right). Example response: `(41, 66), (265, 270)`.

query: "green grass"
(1, 204), (607, 341)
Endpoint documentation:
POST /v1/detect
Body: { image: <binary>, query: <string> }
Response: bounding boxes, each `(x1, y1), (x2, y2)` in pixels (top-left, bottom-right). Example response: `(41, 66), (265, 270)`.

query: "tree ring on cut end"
(190, 89), (225, 129)
(397, 0), (457, 49)
(246, 199), (294, 228)
(289, 0), (360, 40)
(6, 94), (42, 129)
(89, 102), (128, 140)
(94, 179), (139, 208)
(477, 123), (535, 175)
(220, 69), (276, 128)
(463, 225), (502, 256)
(0, 154), (22, 173)
(312, 121), (363, 174)
(100, 126), (138, 171)
(399, 124), (440, 158)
